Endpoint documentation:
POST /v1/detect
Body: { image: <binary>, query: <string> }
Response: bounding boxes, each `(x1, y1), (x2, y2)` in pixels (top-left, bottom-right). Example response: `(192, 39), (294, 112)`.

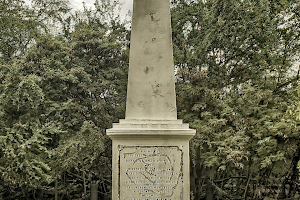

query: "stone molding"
(107, 120), (196, 140)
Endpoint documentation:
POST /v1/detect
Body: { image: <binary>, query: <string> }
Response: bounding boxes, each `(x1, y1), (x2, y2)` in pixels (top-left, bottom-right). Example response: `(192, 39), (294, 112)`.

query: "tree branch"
(273, 70), (299, 94)
(214, 176), (248, 183)
(208, 179), (241, 200)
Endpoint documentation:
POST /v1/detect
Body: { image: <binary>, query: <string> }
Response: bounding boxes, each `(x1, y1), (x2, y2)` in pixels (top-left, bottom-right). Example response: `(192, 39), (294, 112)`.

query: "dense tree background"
(0, 0), (300, 199)
(172, 0), (300, 199)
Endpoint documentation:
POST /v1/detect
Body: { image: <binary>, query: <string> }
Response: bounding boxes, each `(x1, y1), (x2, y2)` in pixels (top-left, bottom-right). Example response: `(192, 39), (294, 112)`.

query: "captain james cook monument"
(106, 0), (195, 199)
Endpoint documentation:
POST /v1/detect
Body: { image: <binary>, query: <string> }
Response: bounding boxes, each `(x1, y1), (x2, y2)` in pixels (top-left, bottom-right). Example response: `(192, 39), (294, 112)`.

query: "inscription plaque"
(118, 146), (183, 200)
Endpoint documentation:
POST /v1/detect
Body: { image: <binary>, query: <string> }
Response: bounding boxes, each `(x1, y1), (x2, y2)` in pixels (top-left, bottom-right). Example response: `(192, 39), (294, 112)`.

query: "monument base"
(107, 120), (195, 200)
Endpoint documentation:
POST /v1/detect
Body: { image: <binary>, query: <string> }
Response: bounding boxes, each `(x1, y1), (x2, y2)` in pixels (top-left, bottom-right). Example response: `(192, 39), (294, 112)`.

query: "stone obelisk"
(107, 0), (195, 199)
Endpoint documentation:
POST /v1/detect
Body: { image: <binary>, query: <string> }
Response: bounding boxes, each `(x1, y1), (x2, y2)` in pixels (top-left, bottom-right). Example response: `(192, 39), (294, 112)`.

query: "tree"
(0, 62), (54, 199)
(2, 0), (299, 199)
(0, 1), (129, 198)
(171, 0), (300, 199)
(0, 0), (71, 63)
(0, 0), (39, 62)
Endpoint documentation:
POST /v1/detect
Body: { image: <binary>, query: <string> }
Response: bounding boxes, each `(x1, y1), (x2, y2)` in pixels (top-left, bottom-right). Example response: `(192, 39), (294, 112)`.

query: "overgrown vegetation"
(0, 0), (300, 199)
(172, 0), (300, 199)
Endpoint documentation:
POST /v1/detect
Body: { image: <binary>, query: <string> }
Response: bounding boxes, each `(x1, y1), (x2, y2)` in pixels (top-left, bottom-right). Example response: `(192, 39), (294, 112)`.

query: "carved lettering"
(119, 146), (183, 200)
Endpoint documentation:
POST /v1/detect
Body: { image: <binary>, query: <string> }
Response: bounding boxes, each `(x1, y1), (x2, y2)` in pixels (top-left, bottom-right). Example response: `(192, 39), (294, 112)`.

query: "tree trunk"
(91, 181), (98, 200)
(190, 159), (196, 199)
(83, 171), (87, 199)
(205, 179), (214, 200)
(278, 143), (300, 199)
(288, 144), (300, 198)
(55, 179), (58, 200)
(195, 145), (204, 199)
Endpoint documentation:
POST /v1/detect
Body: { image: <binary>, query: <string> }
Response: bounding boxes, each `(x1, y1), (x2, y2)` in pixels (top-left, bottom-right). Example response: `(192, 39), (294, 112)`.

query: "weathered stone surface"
(119, 146), (182, 199)
(110, 137), (192, 200)
(125, 0), (176, 120)
(106, 0), (195, 199)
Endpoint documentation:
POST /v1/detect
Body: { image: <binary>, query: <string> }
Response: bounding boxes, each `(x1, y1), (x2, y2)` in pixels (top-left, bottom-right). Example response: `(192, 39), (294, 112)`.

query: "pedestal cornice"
(106, 119), (195, 140)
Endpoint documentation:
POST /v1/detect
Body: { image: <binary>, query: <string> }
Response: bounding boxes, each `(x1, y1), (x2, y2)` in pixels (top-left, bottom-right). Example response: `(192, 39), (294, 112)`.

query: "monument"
(106, 0), (195, 199)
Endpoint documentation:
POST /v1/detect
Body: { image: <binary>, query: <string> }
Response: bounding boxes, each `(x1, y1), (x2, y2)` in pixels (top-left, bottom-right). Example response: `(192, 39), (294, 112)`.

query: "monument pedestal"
(106, 0), (195, 199)
(107, 120), (195, 200)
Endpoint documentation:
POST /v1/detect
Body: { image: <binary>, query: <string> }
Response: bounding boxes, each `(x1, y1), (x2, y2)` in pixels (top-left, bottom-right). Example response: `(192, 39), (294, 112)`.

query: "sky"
(70, 0), (133, 20)
(23, 0), (133, 20)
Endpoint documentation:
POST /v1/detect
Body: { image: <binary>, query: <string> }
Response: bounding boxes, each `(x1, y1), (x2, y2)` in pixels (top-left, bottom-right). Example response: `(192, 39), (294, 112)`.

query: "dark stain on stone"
(144, 66), (149, 74)
(150, 11), (154, 21)
(138, 101), (143, 107)
(151, 82), (164, 98)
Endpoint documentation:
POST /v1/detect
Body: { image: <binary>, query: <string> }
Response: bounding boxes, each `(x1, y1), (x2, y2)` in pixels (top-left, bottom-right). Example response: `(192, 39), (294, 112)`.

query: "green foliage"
(172, 0), (300, 199)
(0, 0), (129, 198)
(1, 0), (300, 199)
(0, 0), (39, 62)
(0, 0), (72, 63)
(0, 64), (52, 187)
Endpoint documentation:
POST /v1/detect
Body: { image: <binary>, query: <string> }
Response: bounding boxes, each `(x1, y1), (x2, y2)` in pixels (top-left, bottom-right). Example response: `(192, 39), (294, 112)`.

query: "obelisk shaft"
(125, 0), (177, 120)
(107, 1), (195, 199)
